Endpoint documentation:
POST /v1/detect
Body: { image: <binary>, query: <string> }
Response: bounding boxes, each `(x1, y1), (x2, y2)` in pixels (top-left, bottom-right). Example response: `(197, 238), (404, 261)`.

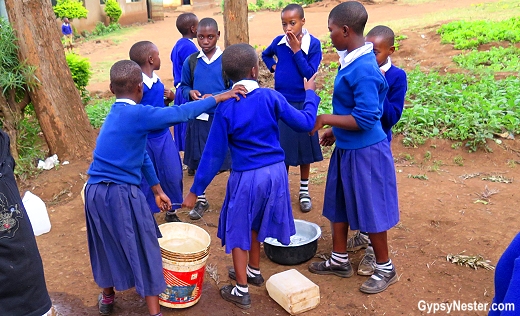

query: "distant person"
(170, 12), (199, 153)
(84, 59), (245, 316)
(308, 1), (399, 295)
(347, 25), (408, 277)
(129, 41), (183, 223)
(183, 43), (319, 309)
(179, 17), (232, 220)
(61, 17), (73, 51)
(262, 3), (323, 213)
(0, 128), (53, 316)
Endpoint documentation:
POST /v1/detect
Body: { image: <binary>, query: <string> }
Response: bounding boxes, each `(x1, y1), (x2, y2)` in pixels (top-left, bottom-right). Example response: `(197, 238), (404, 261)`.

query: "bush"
(53, 0), (88, 20)
(91, 21), (122, 36)
(86, 98), (114, 128)
(65, 52), (92, 103)
(104, 0), (122, 24)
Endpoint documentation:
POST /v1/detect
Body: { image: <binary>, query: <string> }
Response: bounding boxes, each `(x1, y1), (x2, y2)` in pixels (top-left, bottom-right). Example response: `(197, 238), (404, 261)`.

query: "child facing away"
(129, 41), (183, 223)
(61, 17), (73, 51)
(179, 17), (232, 220)
(308, 1), (400, 294)
(346, 25), (408, 276)
(84, 59), (245, 316)
(170, 12), (199, 152)
(182, 43), (320, 309)
(261, 4), (323, 213)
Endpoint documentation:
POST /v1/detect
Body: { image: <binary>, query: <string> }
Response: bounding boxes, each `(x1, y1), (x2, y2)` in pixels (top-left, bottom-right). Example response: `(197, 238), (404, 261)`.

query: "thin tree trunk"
(223, 0), (249, 47)
(0, 92), (21, 160)
(4, 0), (95, 160)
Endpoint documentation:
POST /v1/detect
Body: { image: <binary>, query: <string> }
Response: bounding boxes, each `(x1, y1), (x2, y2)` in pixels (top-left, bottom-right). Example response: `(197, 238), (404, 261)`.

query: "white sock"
(299, 179), (310, 199)
(197, 193), (207, 203)
(231, 284), (248, 296)
(246, 265), (260, 278)
(371, 259), (393, 280)
(326, 251), (349, 267)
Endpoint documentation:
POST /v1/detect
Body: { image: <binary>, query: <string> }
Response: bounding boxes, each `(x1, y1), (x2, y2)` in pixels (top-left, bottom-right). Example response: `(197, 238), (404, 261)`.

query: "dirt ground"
(21, 0), (520, 315)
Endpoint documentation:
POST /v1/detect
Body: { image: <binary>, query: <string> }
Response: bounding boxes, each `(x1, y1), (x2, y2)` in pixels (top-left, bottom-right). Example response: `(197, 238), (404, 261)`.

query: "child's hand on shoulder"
(164, 89), (175, 102)
(304, 73), (317, 91)
(182, 192), (197, 209)
(214, 85), (248, 103)
(286, 31), (302, 54)
(190, 90), (203, 100)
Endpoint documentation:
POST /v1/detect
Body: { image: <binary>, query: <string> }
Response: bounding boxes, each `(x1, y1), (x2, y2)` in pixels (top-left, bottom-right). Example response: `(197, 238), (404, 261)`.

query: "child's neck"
(203, 47), (217, 60)
(141, 65), (155, 78)
(346, 37), (366, 53)
(182, 34), (193, 39)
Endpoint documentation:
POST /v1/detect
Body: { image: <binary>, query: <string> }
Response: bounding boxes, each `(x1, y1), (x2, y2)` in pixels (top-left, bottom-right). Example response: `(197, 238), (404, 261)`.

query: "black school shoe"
(299, 193), (312, 213)
(189, 201), (209, 220)
(220, 285), (251, 309)
(98, 293), (114, 316)
(359, 266), (398, 294)
(228, 268), (264, 286)
(165, 211), (182, 222)
(308, 260), (354, 278)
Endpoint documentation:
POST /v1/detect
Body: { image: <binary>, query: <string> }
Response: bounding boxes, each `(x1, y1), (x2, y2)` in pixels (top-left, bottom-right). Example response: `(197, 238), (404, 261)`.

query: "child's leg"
(231, 248), (248, 285)
(309, 222), (353, 277)
(98, 287), (115, 315)
(145, 296), (161, 315)
(298, 164), (312, 212)
(220, 247), (251, 309)
(359, 231), (397, 294)
(368, 231), (389, 263)
(228, 230), (264, 286)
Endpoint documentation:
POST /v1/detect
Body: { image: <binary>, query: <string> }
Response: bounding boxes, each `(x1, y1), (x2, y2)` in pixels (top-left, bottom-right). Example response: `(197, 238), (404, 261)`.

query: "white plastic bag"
(22, 191), (51, 236)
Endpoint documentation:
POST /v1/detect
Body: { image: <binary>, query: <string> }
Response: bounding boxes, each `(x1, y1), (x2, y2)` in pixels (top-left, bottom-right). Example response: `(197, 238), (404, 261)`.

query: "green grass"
(90, 60), (118, 84)
(86, 25), (141, 45)
(86, 98), (114, 128)
(15, 106), (47, 179)
(453, 45), (520, 73)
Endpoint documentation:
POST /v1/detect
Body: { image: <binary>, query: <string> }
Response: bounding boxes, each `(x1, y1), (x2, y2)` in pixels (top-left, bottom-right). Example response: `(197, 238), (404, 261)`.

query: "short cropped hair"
(328, 1), (368, 36)
(129, 41), (156, 66)
(110, 60), (142, 95)
(198, 17), (218, 31)
(366, 25), (395, 47)
(222, 44), (257, 82)
(176, 13), (197, 35)
(282, 4), (304, 19)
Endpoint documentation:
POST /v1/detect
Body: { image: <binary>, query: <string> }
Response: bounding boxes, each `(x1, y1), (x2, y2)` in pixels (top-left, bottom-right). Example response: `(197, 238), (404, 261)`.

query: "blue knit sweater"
(170, 38), (198, 87)
(381, 65), (407, 142)
(87, 98), (217, 187)
(190, 88), (320, 195)
(141, 77), (168, 138)
(262, 35), (322, 102)
(332, 53), (388, 150)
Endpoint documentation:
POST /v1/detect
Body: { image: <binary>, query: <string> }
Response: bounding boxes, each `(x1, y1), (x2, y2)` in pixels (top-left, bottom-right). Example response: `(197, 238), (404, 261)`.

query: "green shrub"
(91, 21), (122, 36)
(53, 0), (88, 19)
(15, 105), (46, 179)
(86, 98), (114, 128)
(104, 0), (122, 24)
(65, 52), (92, 103)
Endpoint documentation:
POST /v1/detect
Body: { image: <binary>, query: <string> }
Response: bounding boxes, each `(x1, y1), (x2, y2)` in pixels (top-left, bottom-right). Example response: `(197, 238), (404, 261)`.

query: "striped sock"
(231, 284), (248, 296)
(101, 292), (115, 304)
(197, 193), (207, 204)
(246, 264), (261, 278)
(325, 251), (349, 267)
(299, 179), (310, 200)
(371, 259), (394, 281)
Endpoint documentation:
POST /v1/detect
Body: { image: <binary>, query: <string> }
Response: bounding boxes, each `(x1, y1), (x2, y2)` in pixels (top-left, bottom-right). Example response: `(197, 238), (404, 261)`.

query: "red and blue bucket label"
(159, 266), (206, 304)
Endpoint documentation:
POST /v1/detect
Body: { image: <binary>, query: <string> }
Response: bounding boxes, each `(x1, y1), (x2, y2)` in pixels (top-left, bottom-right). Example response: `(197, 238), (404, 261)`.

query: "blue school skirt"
(183, 115), (231, 171)
(140, 130), (183, 213)
(279, 101), (323, 166)
(173, 91), (188, 152)
(323, 140), (399, 233)
(217, 162), (296, 253)
(84, 183), (166, 297)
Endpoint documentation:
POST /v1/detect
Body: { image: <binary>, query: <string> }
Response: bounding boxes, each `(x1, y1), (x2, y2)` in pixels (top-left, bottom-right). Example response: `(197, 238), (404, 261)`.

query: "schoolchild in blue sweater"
(170, 12), (199, 152)
(261, 4), (323, 213)
(179, 17), (231, 220)
(347, 25), (408, 276)
(85, 60), (245, 316)
(308, 2), (399, 295)
(61, 17), (73, 51)
(182, 44), (320, 309)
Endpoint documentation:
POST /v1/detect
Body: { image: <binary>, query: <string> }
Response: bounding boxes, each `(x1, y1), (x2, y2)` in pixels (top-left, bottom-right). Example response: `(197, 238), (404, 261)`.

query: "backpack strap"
(189, 51), (231, 89)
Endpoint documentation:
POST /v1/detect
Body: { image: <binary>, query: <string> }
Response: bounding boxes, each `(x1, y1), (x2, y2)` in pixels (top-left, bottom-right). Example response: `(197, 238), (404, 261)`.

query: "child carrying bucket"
(182, 43), (320, 309)
(84, 60), (246, 316)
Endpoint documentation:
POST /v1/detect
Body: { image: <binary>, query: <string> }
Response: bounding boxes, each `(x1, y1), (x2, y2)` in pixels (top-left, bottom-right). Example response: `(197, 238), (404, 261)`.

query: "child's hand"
(190, 90), (203, 100)
(380, 69), (386, 76)
(286, 31), (302, 54)
(214, 85), (248, 103)
(304, 74), (317, 91)
(319, 128), (336, 146)
(310, 114), (326, 136)
(164, 89), (175, 102)
(201, 94), (213, 99)
(151, 184), (171, 212)
(272, 64), (277, 72)
(182, 192), (197, 209)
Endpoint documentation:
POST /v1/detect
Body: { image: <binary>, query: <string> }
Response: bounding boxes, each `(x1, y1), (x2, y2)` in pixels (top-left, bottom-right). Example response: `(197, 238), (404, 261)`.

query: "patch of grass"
(89, 60), (115, 84)
(453, 45), (520, 73)
(86, 25), (141, 44)
(408, 174), (428, 180)
(15, 106), (46, 179)
(248, 0), (288, 12)
(316, 65), (336, 115)
(86, 98), (114, 128)
(423, 150), (431, 161)
(394, 34), (408, 51)
(453, 155), (464, 166)
(427, 160), (443, 172)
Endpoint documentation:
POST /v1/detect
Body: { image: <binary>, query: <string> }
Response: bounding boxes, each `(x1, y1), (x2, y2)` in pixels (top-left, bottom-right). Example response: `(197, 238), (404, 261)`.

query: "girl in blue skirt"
(85, 60), (245, 316)
(183, 44), (320, 310)
(307, 2), (399, 295)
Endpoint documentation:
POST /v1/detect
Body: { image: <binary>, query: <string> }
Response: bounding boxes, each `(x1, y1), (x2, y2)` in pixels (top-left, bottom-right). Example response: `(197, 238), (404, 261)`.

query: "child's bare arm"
(151, 184), (171, 212)
(261, 39), (278, 72)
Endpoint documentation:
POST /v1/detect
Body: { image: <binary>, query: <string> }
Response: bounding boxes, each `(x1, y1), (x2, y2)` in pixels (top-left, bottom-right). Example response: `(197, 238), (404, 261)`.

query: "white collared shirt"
(338, 42), (374, 70)
(198, 46), (223, 65)
(115, 98), (137, 105)
(232, 80), (259, 94)
(380, 57), (392, 73)
(142, 72), (160, 89)
(278, 28), (311, 54)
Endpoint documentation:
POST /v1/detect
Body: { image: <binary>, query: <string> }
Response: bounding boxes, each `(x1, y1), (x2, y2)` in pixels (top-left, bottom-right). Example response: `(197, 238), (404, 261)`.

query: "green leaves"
(65, 52), (92, 103)
(453, 46), (520, 73)
(104, 0), (122, 24)
(53, 0), (88, 20)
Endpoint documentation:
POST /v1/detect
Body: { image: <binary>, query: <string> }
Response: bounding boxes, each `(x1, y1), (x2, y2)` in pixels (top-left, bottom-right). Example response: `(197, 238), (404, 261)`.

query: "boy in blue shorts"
(179, 17), (231, 220)
(262, 4), (323, 213)
(347, 25), (408, 276)
(308, 1), (399, 294)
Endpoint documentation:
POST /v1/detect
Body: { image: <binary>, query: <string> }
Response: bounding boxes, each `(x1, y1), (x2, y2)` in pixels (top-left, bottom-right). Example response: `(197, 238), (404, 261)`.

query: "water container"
(22, 191), (51, 236)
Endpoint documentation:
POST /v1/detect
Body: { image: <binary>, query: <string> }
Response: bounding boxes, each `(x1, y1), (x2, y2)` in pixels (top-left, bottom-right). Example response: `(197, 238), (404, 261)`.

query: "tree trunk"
(223, 0), (249, 47)
(4, 0), (95, 160)
(0, 92), (20, 160)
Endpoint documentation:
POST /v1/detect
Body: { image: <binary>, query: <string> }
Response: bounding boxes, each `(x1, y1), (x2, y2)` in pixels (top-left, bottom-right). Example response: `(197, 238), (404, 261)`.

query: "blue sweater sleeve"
(179, 57), (193, 101)
(141, 151), (159, 186)
(262, 38), (279, 72)
(278, 90), (320, 132)
(381, 71), (407, 132)
(293, 38), (322, 80)
(190, 109), (229, 195)
(350, 75), (384, 131)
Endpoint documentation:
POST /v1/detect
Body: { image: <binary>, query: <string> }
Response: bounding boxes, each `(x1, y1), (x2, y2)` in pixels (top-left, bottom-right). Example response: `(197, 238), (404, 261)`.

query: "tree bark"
(4, 0), (95, 160)
(0, 92), (21, 160)
(223, 0), (249, 47)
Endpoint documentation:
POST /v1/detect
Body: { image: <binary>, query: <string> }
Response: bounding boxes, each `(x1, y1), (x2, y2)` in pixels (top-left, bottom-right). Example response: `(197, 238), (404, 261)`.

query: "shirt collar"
(337, 42), (374, 70)
(278, 28), (311, 54)
(232, 80), (259, 94)
(115, 98), (137, 105)
(380, 57), (392, 72)
(142, 72), (159, 89)
(198, 46), (223, 64)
